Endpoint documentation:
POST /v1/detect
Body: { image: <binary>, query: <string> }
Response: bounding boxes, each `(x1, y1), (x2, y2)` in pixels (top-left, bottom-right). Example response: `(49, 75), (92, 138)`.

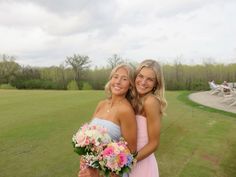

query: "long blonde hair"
(135, 59), (167, 115)
(104, 64), (137, 110)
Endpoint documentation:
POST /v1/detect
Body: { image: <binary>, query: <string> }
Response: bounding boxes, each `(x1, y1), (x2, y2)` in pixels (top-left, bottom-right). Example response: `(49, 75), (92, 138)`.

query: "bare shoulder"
(144, 95), (160, 107)
(143, 95), (161, 114)
(98, 99), (106, 106)
(93, 99), (106, 114)
(118, 100), (135, 118)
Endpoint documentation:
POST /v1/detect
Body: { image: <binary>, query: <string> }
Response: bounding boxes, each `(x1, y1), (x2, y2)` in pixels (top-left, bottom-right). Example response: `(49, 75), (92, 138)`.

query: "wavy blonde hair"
(104, 64), (137, 110)
(135, 59), (167, 115)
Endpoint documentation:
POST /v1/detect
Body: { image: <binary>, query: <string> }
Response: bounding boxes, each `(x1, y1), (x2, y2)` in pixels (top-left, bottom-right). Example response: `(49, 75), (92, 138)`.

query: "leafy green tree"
(0, 57), (21, 84)
(85, 67), (110, 90)
(17, 66), (41, 80)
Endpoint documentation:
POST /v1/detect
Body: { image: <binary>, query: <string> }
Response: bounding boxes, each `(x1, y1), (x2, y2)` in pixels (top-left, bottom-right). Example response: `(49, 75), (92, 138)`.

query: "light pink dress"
(129, 115), (159, 177)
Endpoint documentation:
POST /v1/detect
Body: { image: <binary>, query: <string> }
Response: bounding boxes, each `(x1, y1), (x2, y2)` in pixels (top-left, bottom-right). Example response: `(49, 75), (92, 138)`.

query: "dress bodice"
(129, 115), (159, 177)
(136, 115), (149, 151)
(90, 117), (121, 141)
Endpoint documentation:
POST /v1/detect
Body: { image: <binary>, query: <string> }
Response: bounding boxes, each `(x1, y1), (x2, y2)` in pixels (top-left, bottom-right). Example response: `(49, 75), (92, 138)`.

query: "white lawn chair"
(208, 81), (222, 95)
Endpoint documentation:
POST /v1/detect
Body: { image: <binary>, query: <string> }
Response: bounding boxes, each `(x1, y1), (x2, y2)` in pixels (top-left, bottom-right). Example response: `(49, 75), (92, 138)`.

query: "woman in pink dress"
(130, 59), (167, 177)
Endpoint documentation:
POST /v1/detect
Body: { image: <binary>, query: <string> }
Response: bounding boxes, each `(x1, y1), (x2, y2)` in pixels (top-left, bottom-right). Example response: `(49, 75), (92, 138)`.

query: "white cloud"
(0, 0), (235, 67)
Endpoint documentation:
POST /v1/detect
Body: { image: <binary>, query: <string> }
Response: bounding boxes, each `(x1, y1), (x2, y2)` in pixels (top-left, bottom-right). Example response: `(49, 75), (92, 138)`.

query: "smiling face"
(135, 67), (156, 97)
(110, 67), (130, 97)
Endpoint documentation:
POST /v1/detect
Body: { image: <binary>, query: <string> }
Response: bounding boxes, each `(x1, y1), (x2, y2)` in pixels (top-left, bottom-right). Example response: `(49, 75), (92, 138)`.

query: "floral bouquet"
(72, 124), (137, 176)
(72, 123), (111, 168)
(97, 138), (137, 177)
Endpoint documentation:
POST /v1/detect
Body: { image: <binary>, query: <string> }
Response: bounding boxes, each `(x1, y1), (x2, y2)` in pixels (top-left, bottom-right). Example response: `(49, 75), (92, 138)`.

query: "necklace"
(106, 98), (124, 113)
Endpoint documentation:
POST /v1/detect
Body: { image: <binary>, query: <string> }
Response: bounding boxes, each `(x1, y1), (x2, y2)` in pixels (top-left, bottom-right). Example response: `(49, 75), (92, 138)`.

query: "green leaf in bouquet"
(91, 161), (100, 168)
(72, 141), (76, 148)
(74, 146), (87, 155)
(122, 166), (131, 173)
(104, 170), (110, 177)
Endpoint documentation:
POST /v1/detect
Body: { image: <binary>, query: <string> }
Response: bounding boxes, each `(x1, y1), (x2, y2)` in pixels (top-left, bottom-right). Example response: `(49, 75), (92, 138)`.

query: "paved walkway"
(189, 91), (236, 114)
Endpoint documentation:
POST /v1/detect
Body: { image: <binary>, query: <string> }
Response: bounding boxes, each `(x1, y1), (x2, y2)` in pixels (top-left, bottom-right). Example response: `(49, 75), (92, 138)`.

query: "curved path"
(189, 91), (236, 114)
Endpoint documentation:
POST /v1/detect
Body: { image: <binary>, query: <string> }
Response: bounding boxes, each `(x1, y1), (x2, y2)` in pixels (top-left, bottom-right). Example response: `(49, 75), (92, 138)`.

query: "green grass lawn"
(0, 90), (235, 177)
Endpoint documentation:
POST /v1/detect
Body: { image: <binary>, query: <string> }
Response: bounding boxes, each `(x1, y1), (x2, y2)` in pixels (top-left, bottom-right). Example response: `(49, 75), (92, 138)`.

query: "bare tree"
(65, 54), (91, 88)
(107, 54), (124, 69)
(0, 54), (16, 61)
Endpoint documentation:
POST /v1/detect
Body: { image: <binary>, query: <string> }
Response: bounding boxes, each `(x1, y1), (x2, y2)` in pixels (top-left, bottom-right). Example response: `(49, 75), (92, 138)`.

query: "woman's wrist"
(133, 151), (138, 158)
(133, 151), (139, 162)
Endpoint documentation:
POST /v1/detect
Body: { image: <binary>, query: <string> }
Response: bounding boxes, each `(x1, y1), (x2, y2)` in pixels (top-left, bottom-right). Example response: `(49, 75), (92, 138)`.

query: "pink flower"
(76, 135), (86, 146)
(84, 137), (90, 145)
(98, 138), (136, 175)
(102, 146), (114, 156)
(118, 152), (127, 167)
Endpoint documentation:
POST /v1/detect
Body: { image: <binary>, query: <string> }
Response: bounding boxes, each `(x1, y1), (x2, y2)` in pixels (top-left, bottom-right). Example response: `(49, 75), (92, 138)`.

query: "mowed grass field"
(0, 90), (235, 177)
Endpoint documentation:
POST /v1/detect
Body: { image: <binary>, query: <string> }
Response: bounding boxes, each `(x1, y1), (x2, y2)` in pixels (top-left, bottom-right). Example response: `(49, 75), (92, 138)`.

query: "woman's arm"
(136, 96), (161, 161)
(78, 167), (100, 177)
(119, 103), (137, 153)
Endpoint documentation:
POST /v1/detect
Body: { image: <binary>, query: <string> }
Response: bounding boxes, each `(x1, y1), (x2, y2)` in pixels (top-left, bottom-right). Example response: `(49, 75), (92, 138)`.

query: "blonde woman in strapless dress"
(78, 64), (138, 177)
(129, 59), (167, 177)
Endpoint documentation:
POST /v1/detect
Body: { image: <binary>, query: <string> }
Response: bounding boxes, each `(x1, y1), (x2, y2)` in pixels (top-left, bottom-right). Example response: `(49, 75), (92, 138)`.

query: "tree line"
(0, 54), (235, 91)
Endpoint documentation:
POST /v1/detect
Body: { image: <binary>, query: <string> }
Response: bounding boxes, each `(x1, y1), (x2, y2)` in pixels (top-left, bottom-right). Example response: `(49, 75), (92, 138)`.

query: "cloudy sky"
(0, 0), (235, 67)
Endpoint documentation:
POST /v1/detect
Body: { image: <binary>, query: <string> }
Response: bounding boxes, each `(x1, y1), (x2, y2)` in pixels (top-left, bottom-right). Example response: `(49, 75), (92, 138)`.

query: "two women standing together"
(78, 59), (167, 177)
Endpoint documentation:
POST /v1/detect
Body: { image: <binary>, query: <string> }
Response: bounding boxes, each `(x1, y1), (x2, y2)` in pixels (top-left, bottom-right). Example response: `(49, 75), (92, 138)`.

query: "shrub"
(67, 80), (78, 90)
(12, 79), (64, 90)
(0, 84), (16, 89)
(82, 82), (93, 90)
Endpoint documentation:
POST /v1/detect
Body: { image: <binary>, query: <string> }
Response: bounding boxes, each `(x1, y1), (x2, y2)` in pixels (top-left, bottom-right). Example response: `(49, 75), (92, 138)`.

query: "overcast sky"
(0, 0), (235, 67)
